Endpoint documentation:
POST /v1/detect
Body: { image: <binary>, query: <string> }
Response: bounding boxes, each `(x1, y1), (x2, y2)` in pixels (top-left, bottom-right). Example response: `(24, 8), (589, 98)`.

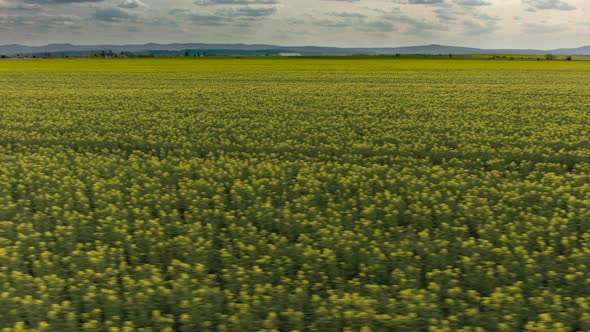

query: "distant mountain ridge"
(1, 43), (590, 56)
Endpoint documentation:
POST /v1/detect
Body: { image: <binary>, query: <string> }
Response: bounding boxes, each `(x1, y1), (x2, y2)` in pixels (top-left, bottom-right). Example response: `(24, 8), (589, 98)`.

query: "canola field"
(1, 58), (590, 331)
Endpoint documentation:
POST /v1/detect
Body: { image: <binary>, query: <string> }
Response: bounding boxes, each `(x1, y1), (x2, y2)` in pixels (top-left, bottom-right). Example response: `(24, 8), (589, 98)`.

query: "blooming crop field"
(1, 58), (590, 331)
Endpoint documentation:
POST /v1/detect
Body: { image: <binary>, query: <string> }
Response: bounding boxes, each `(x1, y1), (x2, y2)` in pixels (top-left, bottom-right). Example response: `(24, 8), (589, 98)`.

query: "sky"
(0, 0), (588, 49)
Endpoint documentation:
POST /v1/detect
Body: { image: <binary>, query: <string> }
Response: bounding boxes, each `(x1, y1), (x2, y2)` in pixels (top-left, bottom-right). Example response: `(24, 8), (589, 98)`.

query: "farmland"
(1, 58), (590, 331)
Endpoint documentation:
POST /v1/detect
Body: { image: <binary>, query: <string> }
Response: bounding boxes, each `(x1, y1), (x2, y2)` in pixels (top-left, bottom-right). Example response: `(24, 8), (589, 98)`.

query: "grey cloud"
(0, 2), (42, 10)
(0, 12), (82, 31)
(312, 17), (394, 32)
(194, 0), (277, 5)
(398, 0), (446, 4)
(523, 22), (567, 33)
(434, 8), (458, 21)
(189, 0), (278, 25)
(92, 7), (137, 22)
(23, 0), (102, 3)
(360, 20), (395, 32)
(168, 8), (185, 15)
(312, 9), (435, 34)
(365, 7), (402, 14)
(312, 11), (369, 30)
(149, 15), (179, 27)
(187, 14), (227, 25)
(218, 6), (277, 17)
(462, 20), (491, 34)
(462, 15), (499, 34)
(524, 0), (575, 11)
(454, 0), (490, 6)
(384, 13), (448, 32)
(182, 5), (276, 27)
(473, 12), (500, 22)
(285, 17), (305, 25)
(330, 12), (368, 19)
(312, 19), (353, 28)
(118, 0), (145, 9)
(433, 4), (500, 32)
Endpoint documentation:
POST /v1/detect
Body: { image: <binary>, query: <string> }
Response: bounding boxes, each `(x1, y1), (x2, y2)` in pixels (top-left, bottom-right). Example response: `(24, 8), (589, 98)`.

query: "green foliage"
(0, 58), (589, 331)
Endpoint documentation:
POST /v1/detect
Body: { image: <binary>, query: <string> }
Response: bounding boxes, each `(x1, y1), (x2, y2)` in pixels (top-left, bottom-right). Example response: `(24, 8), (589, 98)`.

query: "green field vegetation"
(263, 54), (590, 61)
(472, 54), (590, 61)
(1, 58), (590, 331)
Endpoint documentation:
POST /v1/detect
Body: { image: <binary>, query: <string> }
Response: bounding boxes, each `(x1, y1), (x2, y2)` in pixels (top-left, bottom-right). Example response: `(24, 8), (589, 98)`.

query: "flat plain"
(1, 58), (590, 331)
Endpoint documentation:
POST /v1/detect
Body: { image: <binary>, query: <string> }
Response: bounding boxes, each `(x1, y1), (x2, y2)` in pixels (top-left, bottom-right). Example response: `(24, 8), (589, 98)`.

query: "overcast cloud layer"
(0, 0), (588, 48)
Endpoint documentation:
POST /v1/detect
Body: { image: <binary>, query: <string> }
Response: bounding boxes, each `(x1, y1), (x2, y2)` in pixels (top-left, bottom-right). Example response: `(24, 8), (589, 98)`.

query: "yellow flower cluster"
(0, 58), (589, 331)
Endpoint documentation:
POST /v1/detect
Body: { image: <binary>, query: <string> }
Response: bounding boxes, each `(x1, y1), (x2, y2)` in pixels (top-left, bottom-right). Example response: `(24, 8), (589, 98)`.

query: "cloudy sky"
(0, 0), (588, 48)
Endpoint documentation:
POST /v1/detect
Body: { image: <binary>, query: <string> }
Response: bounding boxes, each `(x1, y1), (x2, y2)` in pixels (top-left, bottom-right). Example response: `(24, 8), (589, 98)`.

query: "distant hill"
(551, 45), (590, 55)
(1, 43), (590, 56)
